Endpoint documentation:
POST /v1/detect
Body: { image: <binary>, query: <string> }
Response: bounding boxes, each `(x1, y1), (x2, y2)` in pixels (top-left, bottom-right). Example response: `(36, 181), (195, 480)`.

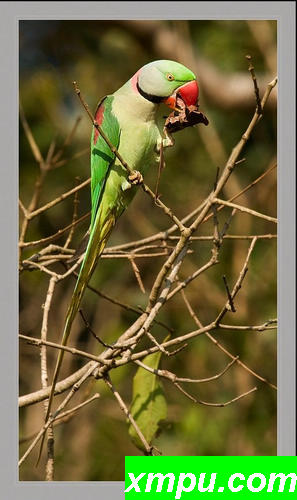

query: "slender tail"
(37, 210), (115, 463)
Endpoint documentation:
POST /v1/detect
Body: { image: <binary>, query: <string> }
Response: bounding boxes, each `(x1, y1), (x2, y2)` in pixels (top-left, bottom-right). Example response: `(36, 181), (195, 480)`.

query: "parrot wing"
(68, 95), (121, 262)
(90, 95), (121, 228)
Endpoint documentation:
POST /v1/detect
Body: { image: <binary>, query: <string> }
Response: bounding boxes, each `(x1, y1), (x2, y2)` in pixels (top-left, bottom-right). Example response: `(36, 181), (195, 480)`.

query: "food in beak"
(164, 94), (209, 134)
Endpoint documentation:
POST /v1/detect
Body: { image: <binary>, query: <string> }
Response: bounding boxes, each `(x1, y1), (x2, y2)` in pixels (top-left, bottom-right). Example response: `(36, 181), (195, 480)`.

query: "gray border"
(277, 2), (296, 457)
(0, 1), (295, 498)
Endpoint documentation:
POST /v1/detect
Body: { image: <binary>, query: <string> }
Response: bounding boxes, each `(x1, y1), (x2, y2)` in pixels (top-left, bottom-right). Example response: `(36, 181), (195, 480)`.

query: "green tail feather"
(48, 211), (115, 417)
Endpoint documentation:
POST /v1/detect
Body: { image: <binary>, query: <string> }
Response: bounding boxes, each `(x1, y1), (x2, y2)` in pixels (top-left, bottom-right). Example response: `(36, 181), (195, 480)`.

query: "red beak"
(163, 80), (199, 109)
(178, 80), (199, 106)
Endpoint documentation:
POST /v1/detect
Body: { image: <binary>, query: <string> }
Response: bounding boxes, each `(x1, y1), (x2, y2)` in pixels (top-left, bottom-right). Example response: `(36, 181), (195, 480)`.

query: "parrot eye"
(166, 73), (175, 81)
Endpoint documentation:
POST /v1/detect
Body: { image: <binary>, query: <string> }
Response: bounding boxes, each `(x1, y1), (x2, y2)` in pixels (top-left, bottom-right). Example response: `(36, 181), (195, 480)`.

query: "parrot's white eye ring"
(166, 73), (175, 81)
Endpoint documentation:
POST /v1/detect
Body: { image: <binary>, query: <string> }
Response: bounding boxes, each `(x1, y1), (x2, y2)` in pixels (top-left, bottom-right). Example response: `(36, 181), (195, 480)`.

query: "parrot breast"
(111, 86), (161, 175)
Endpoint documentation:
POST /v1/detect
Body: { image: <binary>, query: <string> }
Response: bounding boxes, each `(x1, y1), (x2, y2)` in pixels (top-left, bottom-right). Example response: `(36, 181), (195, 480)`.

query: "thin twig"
(222, 275), (236, 312)
(51, 116), (82, 164)
(213, 197), (277, 223)
(19, 334), (107, 364)
(19, 362), (97, 466)
(71, 271), (174, 334)
(79, 309), (114, 349)
(28, 178), (90, 220)
(19, 362), (94, 408)
(174, 382), (257, 407)
(103, 374), (153, 455)
(154, 139), (164, 199)
(64, 183), (80, 248)
(20, 394), (100, 444)
(134, 356), (238, 384)
(40, 276), (57, 480)
(217, 320), (277, 332)
(101, 162), (276, 254)
(181, 290), (277, 390)
(215, 237), (257, 325)
(128, 257), (146, 293)
(246, 54), (262, 114)
(19, 212), (90, 249)
(51, 147), (89, 170)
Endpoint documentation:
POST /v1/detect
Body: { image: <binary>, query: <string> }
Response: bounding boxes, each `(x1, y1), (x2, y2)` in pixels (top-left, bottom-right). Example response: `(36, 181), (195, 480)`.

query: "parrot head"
(133, 60), (199, 110)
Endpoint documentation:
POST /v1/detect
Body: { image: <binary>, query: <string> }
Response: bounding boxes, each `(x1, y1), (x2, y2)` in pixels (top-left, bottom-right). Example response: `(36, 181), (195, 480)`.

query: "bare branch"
(128, 256), (146, 293)
(40, 276), (57, 480)
(222, 275), (236, 313)
(218, 320), (277, 332)
(28, 178), (90, 221)
(174, 382), (257, 407)
(134, 356), (238, 384)
(19, 362), (97, 466)
(79, 309), (114, 349)
(20, 394), (100, 444)
(19, 101), (44, 166)
(19, 362), (94, 408)
(181, 290), (277, 390)
(103, 374), (153, 455)
(215, 237), (257, 325)
(213, 197), (277, 223)
(19, 212), (90, 249)
(246, 54), (262, 114)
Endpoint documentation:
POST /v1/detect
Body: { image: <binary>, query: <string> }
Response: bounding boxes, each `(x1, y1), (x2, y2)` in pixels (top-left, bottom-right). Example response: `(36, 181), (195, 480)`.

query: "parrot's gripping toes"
(128, 170), (143, 185)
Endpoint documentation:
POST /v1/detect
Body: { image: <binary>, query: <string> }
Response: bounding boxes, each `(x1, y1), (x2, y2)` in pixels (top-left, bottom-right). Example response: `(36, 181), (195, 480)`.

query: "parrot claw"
(128, 170), (143, 185)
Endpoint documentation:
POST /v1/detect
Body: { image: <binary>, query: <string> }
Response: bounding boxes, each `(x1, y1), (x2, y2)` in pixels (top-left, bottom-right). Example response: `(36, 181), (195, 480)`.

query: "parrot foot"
(128, 170), (143, 186)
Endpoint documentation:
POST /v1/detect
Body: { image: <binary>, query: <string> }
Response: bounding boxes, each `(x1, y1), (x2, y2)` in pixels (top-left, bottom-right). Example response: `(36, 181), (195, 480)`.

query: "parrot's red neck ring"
(136, 80), (166, 104)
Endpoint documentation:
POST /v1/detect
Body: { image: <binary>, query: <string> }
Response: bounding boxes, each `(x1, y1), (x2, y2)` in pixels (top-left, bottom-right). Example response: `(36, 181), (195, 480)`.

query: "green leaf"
(128, 350), (167, 452)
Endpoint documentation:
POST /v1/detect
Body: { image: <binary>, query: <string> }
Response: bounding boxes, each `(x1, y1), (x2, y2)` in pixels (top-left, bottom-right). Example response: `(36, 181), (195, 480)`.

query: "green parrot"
(44, 59), (199, 431)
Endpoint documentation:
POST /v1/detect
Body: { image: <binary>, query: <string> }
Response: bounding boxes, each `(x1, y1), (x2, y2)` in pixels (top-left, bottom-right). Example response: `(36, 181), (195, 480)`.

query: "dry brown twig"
(19, 394), (100, 445)
(246, 54), (263, 114)
(19, 361), (98, 467)
(19, 64), (277, 476)
(103, 374), (153, 455)
(40, 276), (57, 480)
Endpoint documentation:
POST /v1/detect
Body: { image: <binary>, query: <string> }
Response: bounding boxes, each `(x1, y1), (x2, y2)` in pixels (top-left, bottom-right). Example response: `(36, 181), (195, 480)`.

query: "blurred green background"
(19, 20), (277, 481)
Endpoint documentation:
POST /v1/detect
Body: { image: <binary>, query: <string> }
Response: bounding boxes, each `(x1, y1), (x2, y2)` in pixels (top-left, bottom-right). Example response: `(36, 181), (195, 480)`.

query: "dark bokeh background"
(19, 20), (277, 481)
